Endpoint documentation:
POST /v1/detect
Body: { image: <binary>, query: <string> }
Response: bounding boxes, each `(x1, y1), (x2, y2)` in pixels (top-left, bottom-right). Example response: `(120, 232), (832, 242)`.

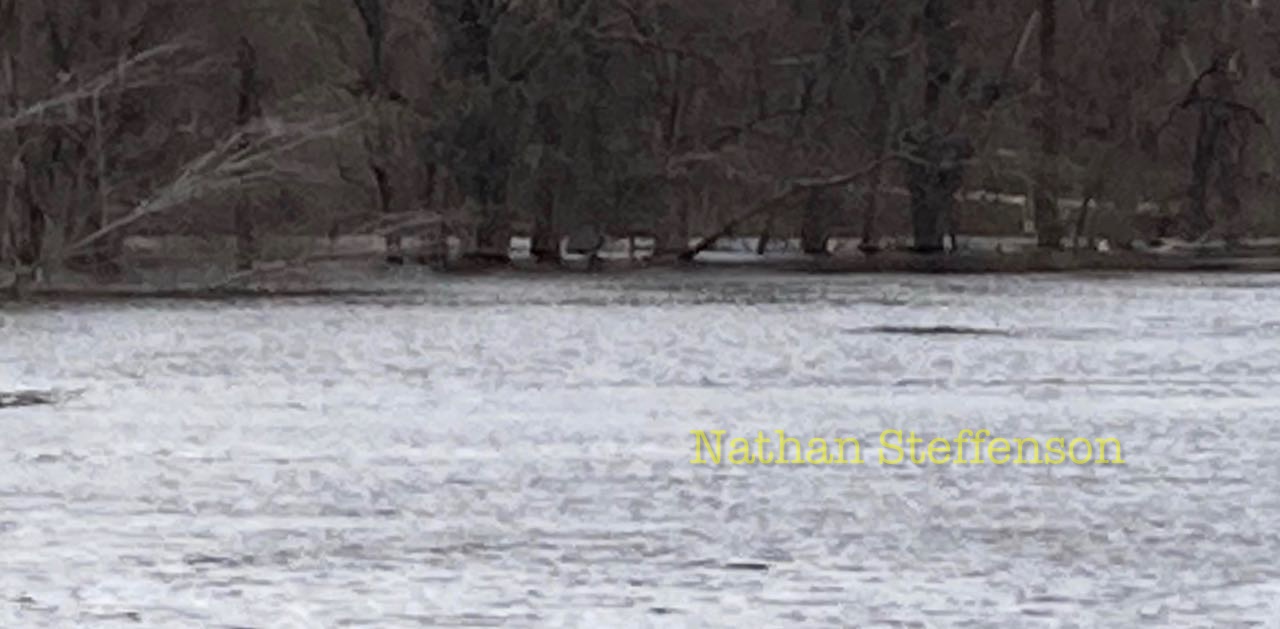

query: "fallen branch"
(678, 157), (892, 262)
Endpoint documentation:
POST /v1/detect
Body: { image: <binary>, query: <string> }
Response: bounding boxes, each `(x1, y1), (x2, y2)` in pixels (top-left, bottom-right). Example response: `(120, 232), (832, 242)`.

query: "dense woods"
(3, 0), (1280, 286)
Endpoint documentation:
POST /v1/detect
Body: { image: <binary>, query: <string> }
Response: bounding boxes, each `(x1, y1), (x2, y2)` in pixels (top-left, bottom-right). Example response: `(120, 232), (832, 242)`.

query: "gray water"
(3, 272), (1280, 627)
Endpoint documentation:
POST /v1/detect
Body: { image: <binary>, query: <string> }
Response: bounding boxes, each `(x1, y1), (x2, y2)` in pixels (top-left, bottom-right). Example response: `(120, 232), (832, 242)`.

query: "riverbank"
(6, 240), (1280, 302)
(789, 248), (1280, 274)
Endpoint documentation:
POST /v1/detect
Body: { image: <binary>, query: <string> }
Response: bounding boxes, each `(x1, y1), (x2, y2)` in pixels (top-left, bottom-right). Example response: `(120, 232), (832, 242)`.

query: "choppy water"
(3, 271), (1280, 627)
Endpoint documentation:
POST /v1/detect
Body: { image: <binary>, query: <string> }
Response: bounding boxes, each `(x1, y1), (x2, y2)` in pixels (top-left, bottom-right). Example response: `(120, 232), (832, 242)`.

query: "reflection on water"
(2, 272), (1280, 627)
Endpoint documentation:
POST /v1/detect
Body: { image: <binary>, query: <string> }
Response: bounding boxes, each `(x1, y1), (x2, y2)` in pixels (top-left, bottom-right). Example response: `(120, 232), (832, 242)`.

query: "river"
(3, 271), (1279, 627)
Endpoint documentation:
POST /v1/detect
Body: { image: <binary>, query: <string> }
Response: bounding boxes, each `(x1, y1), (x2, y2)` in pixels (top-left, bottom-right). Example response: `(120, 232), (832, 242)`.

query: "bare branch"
(61, 112), (365, 259)
(0, 40), (210, 132)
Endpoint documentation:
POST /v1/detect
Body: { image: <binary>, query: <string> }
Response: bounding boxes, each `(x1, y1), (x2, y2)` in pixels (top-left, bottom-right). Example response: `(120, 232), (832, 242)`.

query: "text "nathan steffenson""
(690, 429), (1126, 466)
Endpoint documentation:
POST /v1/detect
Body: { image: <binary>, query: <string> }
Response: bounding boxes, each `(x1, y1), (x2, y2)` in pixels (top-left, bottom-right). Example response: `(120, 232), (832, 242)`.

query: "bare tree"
(905, 0), (971, 254)
(0, 20), (361, 294)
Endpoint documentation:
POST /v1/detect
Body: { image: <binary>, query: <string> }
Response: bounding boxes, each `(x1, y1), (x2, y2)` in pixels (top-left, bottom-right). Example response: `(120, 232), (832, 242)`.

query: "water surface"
(2, 272), (1279, 627)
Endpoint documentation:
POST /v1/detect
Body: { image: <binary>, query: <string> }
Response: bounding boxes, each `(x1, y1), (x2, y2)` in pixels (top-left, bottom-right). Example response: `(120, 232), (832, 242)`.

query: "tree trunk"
(909, 0), (966, 254)
(858, 166), (884, 253)
(860, 77), (894, 254)
(417, 163), (449, 267)
(233, 201), (256, 271)
(369, 159), (403, 264)
(1073, 196), (1094, 251)
(907, 145), (947, 253)
(800, 189), (833, 256)
(471, 201), (512, 263)
(234, 37), (261, 271)
(531, 179), (560, 264)
(756, 216), (772, 255)
(1213, 4), (1246, 244)
(1185, 51), (1250, 240)
(352, 0), (385, 89)
(531, 100), (562, 264)
(1, 175), (12, 272)
(1215, 122), (1244, 245)
(351, 0), (406, 264)
(907, 130), (970, 254)
(0, 51), (15, 275)
(15, 176), (43, 269)
(1187, 104), (1221, 237)
(657, 190), (690, 257)
(1034, 0), (1064, 249)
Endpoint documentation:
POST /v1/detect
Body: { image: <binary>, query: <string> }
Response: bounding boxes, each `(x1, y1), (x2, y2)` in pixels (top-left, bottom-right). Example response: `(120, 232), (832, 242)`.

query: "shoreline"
(785, 249), (1280, 274)
(7, 248), (1280, 302)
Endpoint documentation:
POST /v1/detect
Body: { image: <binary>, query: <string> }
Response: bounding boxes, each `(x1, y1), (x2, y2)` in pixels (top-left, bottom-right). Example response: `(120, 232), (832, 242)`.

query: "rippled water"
(3, 271), (1280, 627)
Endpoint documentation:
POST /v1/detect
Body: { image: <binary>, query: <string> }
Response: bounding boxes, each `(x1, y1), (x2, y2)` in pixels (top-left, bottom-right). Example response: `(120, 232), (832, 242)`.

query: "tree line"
(2, 0), (1278, 283)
